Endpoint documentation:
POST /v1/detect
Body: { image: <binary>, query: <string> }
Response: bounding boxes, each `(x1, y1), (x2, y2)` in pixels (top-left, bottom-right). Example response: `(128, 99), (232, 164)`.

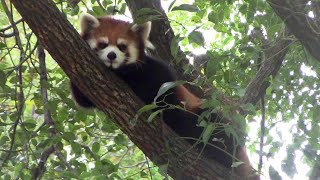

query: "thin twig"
(144, 154), (153, 180)
(258, 94), (266, 173)
(0, 32), (15, 38)
(0, 0), (25, 167)
(32, 45), (57, 179)
(0, 18), (23, 32)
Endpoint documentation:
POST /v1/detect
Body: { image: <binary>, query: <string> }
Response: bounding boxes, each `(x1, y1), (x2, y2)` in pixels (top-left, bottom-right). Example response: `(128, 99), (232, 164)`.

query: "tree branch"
(267, 0), (320, 62)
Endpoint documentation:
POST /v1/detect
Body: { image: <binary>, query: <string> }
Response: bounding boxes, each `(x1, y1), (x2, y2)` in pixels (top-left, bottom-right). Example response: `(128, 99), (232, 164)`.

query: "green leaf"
(114, 134), (127, 146)
(269, 166), (282, 180)
(62, 171), (78, 178)
(281, 156), (297, 178)
(235, 88), (245, 97)
(137, 104), (158, 115)
(135, 8), (161, 24)
(140, 171), (148, 178)
(154, 81), (186, 103)
(205, 59), (218, 78)
(231, 161), (244, 168)
(240, 103), (256, 114)
(63, 132), (77, 141)
(92, 6), (105, 16)
(70, 5), (79, 16)
(147, 109), (162, 122)
(23, 120), (37, 130)
(0, 136), (9, 145)
(188, 30), (204, 46)
(92, 142), (100, 153)
(119, 3), (126, 14)
(170, 36), (183, 58)
(202, 122), (215, 144)
(0, 42), (6, 50)
(103, 0), (113, 7)
(208, 11), (222, 24)
(313, 105), (320, 122)
(172, 4), (199, 12)
(71, 142), (82, 155)
(136, 8), (159, 17)
(14, 163), (23, 176)
(168, 0), (177, 12)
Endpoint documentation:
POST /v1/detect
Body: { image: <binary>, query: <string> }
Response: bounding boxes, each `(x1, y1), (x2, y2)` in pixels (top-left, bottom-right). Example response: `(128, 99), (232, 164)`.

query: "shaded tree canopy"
(0, 0), (320, 179)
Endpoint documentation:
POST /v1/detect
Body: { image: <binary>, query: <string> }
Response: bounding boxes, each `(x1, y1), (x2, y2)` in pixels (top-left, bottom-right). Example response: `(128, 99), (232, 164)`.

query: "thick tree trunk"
(10, 0), (233, 179)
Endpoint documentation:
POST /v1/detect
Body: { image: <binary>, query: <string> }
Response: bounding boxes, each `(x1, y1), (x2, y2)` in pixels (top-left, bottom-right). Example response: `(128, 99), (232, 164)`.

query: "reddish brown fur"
(92, 17), (137, 46)
(175, 85), (202, 112)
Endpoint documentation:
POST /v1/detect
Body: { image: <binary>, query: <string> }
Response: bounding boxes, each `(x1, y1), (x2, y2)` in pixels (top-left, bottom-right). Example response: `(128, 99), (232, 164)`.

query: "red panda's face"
(79, 13), (154, 69)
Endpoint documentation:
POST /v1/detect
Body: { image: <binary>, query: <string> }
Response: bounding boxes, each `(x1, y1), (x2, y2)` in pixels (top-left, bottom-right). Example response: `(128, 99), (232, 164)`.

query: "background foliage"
(0, 0), (319, 179)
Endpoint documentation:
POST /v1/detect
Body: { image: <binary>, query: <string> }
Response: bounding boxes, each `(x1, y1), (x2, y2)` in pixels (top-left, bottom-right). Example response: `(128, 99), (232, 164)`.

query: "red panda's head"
(80, 13), (154, 69)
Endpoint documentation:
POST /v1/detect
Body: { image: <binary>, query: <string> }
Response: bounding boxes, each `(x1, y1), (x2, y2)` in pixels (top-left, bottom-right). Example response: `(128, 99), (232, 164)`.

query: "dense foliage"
(0, 0), (319, 179)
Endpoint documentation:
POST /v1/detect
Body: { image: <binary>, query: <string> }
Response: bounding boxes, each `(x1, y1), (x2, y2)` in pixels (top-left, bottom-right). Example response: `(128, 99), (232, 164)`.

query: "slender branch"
(32, 146), (55, 180)
(80, 144), (98, 161)
(145, 154), (153, 180)
(38, 45), (56, 132)
(32, 45), (57, 179)
(258, 94), (266, 173)
(0, 0), (25, 167)
(0, 32), (15, 38)
(0, 18), (23, 32)
(55, 148), (77, 175)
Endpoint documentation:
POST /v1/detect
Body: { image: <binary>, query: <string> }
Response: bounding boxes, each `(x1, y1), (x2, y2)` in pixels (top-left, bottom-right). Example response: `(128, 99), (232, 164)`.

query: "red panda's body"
(71, 13), (260, 179)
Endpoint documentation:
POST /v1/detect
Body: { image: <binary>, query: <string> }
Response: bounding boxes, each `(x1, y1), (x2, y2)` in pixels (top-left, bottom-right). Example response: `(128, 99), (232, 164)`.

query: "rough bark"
(10, 0), (234, 179)
(268, 0), (320, 62)
(242, 29), (292, 105)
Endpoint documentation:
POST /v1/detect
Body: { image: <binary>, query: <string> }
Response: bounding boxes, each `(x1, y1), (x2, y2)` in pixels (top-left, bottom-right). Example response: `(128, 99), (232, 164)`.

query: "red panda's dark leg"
(175, 85), (202, 112)
(70, 82), (95, 108)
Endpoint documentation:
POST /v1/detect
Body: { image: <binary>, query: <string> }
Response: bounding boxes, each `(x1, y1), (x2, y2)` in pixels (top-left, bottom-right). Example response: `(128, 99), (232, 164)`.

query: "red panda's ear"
(80, 13), (100, 35)
(131, 22), (154, 49)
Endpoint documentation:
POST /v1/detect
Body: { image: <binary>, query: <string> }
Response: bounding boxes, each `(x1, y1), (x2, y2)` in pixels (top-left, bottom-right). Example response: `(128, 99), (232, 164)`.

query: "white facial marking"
(97, 45), (126, 69)
(98, 37), (109, 44)
(117, 38), (128, 45)
(86, 39), (97, 49)
(126, 43), (138, 65)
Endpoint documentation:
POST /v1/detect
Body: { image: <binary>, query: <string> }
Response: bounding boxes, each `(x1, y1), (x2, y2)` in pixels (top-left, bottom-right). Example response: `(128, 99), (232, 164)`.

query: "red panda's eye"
(117, 44), (127, 51)
(97, 42), (108, 49)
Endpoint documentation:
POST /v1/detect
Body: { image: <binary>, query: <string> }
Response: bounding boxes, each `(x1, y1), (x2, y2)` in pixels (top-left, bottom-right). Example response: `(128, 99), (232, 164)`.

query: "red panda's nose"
(107, 52), (117, 61)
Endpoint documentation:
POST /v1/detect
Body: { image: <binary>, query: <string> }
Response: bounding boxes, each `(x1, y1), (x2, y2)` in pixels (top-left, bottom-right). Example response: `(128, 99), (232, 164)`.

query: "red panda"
(71, 13), (260, 179)
(73, 13), (202, 112)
